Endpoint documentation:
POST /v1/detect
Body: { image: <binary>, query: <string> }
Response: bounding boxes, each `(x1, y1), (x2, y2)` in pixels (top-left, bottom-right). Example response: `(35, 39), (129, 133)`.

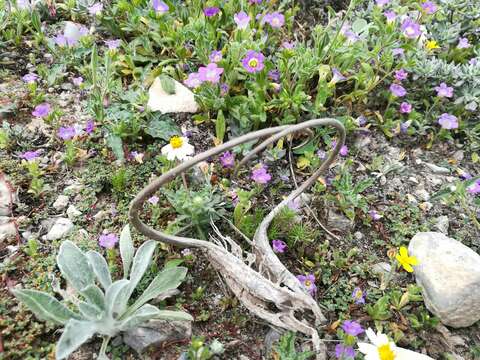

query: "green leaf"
(120, 225), (135, 278)
(106, 133), (125, 162)
(56, 320), (97, 360)
(120, 304), (192, 331)
(215, 110), (226, 142)
(352, 18), (368, 34)
(128, 240), (157, 293)
(145, 116), (180, 141)
(78, 301), (102, 320)
(125, 266), (187, 317)
(57, 241), (95, 292)
(105, 279), (131, 318)
(159, 75), (176, 95)
(164, 259), (184, 268)
(12, 289), (79, 325)
(86, 251), (112, 290)
(81, 284), (105, 310)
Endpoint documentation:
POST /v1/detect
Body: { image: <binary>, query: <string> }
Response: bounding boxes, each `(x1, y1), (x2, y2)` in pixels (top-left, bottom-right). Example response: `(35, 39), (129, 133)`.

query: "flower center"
(248, 58), (258, 68)
(378, 344), (395, 360)
(355, 290), (363, 299)
(304, 280), (311, 287)
(406, 27), (415, 35)
(170, 136), (183, 149)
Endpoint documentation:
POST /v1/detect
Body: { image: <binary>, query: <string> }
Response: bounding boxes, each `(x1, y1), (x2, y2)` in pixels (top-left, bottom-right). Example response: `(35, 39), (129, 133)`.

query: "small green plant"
(23, 158), (45, 197)
(111, 167), (128, 193)
(186, 337), (224, 360)
(13, 225), (191, 360)
(366, 295), (392, 321)
(272, 331), (314, 360)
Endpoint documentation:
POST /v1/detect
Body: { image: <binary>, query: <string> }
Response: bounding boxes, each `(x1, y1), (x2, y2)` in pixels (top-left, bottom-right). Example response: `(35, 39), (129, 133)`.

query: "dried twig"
(129, 118), (346, 359)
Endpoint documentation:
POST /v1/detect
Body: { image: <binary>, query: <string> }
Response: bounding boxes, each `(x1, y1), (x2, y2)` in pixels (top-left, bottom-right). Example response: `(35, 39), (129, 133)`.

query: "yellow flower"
(425, 40), (440, 51)
(395, 246), (419, 273)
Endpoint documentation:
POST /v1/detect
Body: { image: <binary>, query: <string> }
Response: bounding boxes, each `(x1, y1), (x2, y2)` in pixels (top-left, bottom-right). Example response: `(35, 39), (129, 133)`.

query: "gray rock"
(53, 195), (69, 211)
(371, 262), (392, 276)
(415, 188), (430, 201)
(434, 216), (449, 234)
(327, 210), (353, 233)
(425, 163), (450, 175)
(409, 232), (480, 328)
(147, 77), (199, 114)
(354, 231), (364, 241)
(123, 319), (192, 354)
(66, 205), (82, 219)
(45, 218), (74, 240)
(452, 150), (464, 162)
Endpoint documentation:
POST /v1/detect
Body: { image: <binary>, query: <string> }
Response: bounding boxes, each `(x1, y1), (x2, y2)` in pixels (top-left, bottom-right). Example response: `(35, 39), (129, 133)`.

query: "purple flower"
(394, 69), (408, 81)
(282, 41), (295, 49)
(184, 72), (202, 89)
(435, 82), (453, 98)
(369, 210), (382, 220)
(242, 50), (265, 73)
(148, 195), (160, 205)
(99, 233), (119, 249)
(57, 22), (88, 47)
(401, 121), (412, 133)
(331, 68), (347, 83)
(421, 1), (437, 14)
(220, 83), (229, 96)
(22, 73), (39, 84)
(384, 11), (396, 22)
(469, 58), (478, 66)
(58, 126), (77, 140)
(198, 63), (224, 84)
(392, 48), (404, 57)
(88, 2), (103, 15)
(152, 0), (169, 13)
(251, 164), (271, 184)
(219, 151), (235, 168)
(335, 344), (355, 359)
(287, 197), (301, 212)
(204, 7), (220, 17)
(352, 287), (365, 304)
(339, 145), (348, 157)
(209, 50), (222, 63)
(341, 24), (360, 43)
(390, 83), (407, 97)
(375, 0), (389, 6)
(268, 70), (280, 81)
(401, 19), (422, 38)
(263, 12), (284, 28)
(341, 320), (364, 336)
(72, 76), (83, 86)
(297, 274), (317, 296)
(356, 115), (367, 126)
(234, 11), (250, 29)
(32, 103), (51, 118)
(459, 171), (472, 180)
(317, 150), (326, 159)
(85, 120), (95, 134)
(399, 102), (412, 114)
(438, 113), (458, 129)
(21, 150), (42, 161)
(467, 181), (480, 195)
(249, 0), (262, 4)
(54, 34), (67, 46)
(272, 240), (287, 253)
(458, 37), (471, 49)
(105, 39), (121, 50)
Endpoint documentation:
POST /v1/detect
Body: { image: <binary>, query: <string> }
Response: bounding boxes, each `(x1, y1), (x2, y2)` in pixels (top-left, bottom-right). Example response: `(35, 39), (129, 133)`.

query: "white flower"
(161, 136), (194, 161)
(358, 328), (397, 360)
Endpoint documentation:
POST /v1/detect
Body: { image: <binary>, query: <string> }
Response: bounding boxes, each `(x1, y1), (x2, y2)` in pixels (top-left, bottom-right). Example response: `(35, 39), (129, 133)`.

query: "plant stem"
(98, 336), (111, 359)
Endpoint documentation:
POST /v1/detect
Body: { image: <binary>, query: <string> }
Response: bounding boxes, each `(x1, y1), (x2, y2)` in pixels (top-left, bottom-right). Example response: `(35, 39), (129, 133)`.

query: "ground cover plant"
(1, 0), (480, 359)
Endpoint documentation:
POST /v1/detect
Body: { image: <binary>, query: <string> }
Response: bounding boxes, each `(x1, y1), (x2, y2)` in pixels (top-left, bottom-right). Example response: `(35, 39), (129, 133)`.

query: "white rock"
(45, 218), (74, 241)
(147, 77), (199, 114)
(0, 175), (13, 216)
(53, 195), (69, 211)
(409, 232), (480, 328)
(0, 217), (17, 242)
(433, 216), (449, 234)
(415, 188), (430, 201)
(66, 205), (82, 219)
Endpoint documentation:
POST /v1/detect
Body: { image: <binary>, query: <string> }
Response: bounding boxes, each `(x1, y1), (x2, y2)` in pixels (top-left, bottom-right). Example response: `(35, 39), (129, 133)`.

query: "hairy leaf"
(86, 251), (112, 290)
(57, 241), (94, 292)
(128, 240), (157, 293)
(81, 284), (105, 310)
(119, 224), (134, 278)
(12, 289), (79, 325)
(56, 319), (97, 360)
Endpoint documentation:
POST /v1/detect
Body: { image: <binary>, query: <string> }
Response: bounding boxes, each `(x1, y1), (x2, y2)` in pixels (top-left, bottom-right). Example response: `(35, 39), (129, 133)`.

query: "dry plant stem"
(129, 119), (346, 360)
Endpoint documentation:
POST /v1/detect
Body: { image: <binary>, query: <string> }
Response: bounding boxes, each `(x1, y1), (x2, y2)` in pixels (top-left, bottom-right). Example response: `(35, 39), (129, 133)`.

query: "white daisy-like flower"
(161, 136), (194, 161)
(358, 328), (397, 360)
